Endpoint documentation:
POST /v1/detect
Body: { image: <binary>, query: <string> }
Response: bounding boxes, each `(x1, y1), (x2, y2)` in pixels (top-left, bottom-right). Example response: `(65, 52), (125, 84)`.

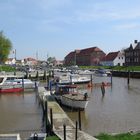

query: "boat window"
(0, 78), (4, 83)
(7, 77), (15, 81)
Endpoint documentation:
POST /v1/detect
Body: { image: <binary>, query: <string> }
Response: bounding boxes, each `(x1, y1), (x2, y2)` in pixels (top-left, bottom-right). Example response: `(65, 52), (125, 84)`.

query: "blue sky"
(0, 0), (140, 60)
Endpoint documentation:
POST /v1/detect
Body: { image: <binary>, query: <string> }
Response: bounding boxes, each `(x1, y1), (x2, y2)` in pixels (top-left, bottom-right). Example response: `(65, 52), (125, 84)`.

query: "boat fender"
(87, 82), (93, 88)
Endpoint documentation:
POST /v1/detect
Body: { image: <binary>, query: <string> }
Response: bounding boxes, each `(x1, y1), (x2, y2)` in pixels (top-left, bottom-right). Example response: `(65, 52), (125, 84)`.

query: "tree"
(47, 57), (56, 64)
(0, 31), (12, 64)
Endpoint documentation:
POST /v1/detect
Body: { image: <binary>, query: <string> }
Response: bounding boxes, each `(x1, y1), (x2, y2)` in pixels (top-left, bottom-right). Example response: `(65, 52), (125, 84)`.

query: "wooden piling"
(127, 70), (130, 85)
(36, 71), (39, 81)
(63, 124), (66, 140)
(45, 100), (49, 134)
(90, 74), (92, 83)
(75, 121), (78, 140)
(50, 108), (53, 133)
(101, 82), (105, 96)
(78, 109), (81, 130)
(22, 77), (24, 90)
(111, 73), (112, 85)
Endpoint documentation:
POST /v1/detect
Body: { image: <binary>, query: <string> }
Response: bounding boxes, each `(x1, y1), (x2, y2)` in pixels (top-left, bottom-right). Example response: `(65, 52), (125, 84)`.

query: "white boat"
(0, 75), (38, 90)
(53, 84), (89, 110)
(56, 74), (91, 85)
(94, 68), (108, 77)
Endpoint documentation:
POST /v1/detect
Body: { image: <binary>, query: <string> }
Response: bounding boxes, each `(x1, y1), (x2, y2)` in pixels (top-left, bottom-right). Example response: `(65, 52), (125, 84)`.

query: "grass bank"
(80, 66), (140, 72)
(0, 65), (16, 72)
(45, 135), (60, 140)
(95, 132), (140, 140)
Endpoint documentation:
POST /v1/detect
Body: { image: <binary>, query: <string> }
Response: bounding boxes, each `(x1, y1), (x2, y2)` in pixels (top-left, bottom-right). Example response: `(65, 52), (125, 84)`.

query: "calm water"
(0, 91), (43, 139)
(66, 76), (140, 136)
(0, 76), (140, 138)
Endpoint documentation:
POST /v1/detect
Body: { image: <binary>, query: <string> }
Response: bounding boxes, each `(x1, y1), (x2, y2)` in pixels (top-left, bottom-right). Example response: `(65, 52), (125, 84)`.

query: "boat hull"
(0, 87), (23, 93)
(54, 95), (88, 110)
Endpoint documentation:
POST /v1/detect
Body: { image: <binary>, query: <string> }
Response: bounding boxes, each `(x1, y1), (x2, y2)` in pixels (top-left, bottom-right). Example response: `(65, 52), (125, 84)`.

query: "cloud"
(73, 1), (140, 23)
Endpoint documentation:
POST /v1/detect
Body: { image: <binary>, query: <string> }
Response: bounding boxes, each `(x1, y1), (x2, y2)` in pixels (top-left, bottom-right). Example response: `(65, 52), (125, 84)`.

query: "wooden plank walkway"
(38, 87), (98, 140)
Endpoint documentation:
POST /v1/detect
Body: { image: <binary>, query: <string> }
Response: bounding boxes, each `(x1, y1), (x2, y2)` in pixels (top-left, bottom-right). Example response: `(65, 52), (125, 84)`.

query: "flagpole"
(15, 49), (16, 60)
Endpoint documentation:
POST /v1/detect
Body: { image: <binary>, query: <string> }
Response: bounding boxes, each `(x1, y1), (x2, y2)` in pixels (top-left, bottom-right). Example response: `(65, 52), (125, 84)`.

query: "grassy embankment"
(95, 132), (140, 140)
(0, 65), (16, 72)
(80, 66), (140, 71)
(45, 135), (60, 140)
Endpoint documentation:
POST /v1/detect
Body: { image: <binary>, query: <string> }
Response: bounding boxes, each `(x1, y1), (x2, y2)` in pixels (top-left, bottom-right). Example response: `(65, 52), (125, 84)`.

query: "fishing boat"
(0, 75), (37, 93)
(53, 84), (89, 110)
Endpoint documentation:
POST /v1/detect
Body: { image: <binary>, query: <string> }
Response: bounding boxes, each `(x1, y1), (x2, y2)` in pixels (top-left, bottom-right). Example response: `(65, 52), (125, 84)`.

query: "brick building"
(64, 47), (106, 66)
(125, 40), (140, 66)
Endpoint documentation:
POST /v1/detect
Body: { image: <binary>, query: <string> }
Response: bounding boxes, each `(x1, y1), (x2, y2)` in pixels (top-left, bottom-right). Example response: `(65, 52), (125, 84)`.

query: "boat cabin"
(55, 84), (78, 95)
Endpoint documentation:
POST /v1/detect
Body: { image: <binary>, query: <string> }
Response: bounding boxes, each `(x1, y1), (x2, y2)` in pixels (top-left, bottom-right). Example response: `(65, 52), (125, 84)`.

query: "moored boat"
(55, 74), (91, 85)
(0, 85), (23, 93)
(0, 75), (38, 89)
(53, 84), (89, 110)
(0, 75), (38, 93)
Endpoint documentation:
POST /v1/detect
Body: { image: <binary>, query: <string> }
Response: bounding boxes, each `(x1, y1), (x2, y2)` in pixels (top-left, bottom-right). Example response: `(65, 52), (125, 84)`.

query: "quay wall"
(111, 71), (140, 78)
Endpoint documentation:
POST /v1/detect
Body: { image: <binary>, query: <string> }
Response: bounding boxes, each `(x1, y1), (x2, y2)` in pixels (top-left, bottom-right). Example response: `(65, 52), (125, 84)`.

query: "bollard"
(75, 121), (78, 140)
(78, 108), (81, 130)
(63, 124), (66, 140)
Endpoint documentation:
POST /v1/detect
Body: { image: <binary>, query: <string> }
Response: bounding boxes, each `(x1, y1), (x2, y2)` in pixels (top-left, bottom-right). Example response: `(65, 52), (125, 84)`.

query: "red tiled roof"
(65, 51), (75, 58)
(65, 47), (105, 59)
(24, 57), (37, 61)
(79, 47), (103, 55)
(102, 51), (119, 61)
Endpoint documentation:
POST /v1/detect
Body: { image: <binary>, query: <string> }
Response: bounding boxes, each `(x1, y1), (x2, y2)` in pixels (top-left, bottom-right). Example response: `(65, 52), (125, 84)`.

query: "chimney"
(134, 40), (138, 44)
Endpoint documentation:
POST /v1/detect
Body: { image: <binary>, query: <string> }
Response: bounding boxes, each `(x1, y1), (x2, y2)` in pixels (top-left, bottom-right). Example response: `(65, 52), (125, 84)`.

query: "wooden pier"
(38, 87), (98, 140)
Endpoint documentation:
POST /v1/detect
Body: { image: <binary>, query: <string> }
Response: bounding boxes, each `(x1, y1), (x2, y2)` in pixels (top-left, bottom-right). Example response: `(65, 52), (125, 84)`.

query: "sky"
(0, 0), (140, 60)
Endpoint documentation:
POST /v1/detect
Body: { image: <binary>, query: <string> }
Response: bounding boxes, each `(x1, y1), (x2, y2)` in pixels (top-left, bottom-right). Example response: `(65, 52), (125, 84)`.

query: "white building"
(100, 51), (125, 66)
(5, 58), (16, 65)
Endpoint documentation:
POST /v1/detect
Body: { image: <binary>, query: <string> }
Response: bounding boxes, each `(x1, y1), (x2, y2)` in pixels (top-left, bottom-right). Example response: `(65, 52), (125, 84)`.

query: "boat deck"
(62, 93), (86, 101)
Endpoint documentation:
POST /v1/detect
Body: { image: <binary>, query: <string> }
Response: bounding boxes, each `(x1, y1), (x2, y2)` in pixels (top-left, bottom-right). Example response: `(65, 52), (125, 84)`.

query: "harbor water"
(0, 91), (43, 139)
(0, 76), (140, 138)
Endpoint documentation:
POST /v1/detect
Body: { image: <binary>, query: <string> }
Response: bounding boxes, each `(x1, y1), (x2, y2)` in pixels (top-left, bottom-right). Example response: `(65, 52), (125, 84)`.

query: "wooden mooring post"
(50, 108), (53, 134)
(22, 77), (24, 91)
(75, 121), (78, 140)
(63, 124), (66, 140)
(127, 70), (130, 85)
(78, 108), (81, 130)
